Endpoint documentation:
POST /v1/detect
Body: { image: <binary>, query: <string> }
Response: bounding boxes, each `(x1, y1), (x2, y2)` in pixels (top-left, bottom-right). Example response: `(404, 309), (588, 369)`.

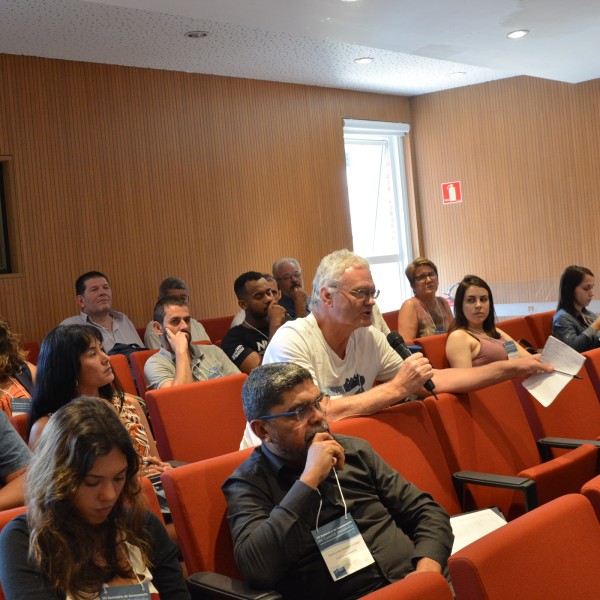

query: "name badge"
(311, 515), (375, 581)
(100, 582), (151, 599)
(504, 340), (519, 360)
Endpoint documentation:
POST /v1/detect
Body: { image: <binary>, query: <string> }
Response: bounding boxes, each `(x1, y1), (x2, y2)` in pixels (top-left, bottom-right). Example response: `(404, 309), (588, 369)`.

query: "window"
(343, 119), (412, 312)
(0, 163), (11, 274)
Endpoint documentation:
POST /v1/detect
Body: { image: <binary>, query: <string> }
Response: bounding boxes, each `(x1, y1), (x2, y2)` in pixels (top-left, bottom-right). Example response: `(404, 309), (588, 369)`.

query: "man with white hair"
(273, 257), (310, 319)
(239, 249), (552, 448)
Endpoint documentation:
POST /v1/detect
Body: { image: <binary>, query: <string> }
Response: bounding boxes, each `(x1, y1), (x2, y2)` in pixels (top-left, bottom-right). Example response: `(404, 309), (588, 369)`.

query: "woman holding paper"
(446, 275), (529, 367)
(552, 265), (600, 352)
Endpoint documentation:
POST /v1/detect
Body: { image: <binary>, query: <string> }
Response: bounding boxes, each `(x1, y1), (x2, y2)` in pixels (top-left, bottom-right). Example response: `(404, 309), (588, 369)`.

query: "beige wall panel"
(410, 76), (600, 305)
(0, 54), (410, 342)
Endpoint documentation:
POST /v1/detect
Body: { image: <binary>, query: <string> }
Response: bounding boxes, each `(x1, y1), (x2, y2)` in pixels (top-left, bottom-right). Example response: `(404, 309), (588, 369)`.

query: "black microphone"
(386, 331), (436, 395)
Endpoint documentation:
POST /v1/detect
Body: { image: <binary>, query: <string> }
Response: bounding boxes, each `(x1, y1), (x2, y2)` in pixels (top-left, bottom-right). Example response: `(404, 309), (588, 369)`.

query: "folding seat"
(449, 494), (600, 600)
(381, 309), (399, 333)
(198, 315), (235, 346)
(145, 374), (247, 462)
(496, 316), (538, 350)
(129, 348), (159, 400)
(425, 381), (597, 519)
(330, 402), (461, 515)
(108, 352), (139, 396)
(513, 369), (600, 450)
(161, 448), (278, 599)
(360, 572), (453, 600)
(524, 310), (555, 348)
(582, 347), (600, 397)
(413, 333), (450, 369)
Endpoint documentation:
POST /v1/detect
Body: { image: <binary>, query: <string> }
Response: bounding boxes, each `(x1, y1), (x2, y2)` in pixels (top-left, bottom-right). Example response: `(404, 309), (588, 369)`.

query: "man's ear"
(76, 295), (85, 310)
(238, 298), (248, 311)
(152, 321), (164, 335)
(250, 419), (270, 443)
(320, 287), (333, 307)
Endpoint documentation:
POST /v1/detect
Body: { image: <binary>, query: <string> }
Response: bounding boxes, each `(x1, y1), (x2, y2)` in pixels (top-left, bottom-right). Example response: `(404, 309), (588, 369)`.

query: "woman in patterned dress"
(27, 324), (170, 476)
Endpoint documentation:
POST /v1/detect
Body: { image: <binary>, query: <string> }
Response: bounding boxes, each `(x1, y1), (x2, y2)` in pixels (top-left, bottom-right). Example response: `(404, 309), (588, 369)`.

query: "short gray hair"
(242, 363), (313, 421)
(309, 249), (370, 309)
(272, 258), (301, 278)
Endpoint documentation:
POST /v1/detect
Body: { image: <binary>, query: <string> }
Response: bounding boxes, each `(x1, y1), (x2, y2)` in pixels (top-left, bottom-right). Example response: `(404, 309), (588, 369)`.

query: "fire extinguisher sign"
(441, 181), (462, 204)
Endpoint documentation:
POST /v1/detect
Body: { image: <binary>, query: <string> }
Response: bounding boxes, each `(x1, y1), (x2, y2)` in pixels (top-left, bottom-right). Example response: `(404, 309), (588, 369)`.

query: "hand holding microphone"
(386, 331), (438, 399)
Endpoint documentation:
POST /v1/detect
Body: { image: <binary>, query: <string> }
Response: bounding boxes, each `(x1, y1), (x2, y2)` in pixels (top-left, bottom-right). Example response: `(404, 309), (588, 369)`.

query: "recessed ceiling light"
(354, 57), (374, 65)
(185, 30), (209, 39)
(450, 71), (467, 78)
(507, 29), (529, 39)
(340, 0), (359, 2)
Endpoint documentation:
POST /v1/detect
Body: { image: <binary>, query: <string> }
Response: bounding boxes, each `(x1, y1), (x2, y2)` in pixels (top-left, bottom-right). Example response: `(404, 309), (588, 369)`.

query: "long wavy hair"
(557, 265), (594, 316)
(28, 325), (124, 435)
(26, 397), (149, 598)
(0, 317), (28, 379)
(449, 275), (500, 339)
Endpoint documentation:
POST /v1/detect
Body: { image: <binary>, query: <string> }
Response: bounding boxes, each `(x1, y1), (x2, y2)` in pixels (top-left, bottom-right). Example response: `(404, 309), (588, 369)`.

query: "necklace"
(242, 320), (269, 341)
(418, 297), (445, 332)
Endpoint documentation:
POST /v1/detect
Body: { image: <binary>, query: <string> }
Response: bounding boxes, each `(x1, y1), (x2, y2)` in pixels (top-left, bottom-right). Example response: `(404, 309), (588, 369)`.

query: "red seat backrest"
(129, 349), (159, 400)
(145, 374), (247, 462)
(161, 448), (253, 577)
(198, 315), (235, 345)
(497, 317), (537, 347)
(108, 353), (138, 396)
(330, 402), (461, 515)
(449, 494), (600, 600)
(524, 310), (555, 348)
(414, 333), (449, 369)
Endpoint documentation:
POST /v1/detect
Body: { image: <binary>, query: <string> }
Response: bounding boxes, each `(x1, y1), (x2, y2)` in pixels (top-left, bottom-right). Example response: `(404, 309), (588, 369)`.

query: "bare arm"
(397, 300), (419, 341)
(291, 288), (309, 318)
(323, 354), (434, 422)
(432, 354), (553, 393)
(28, 415), (49, 450)
(445, 329), (476, 367)
(0, 467), (27, 510)
(238, 351), (263, 374)
(160, 329), (193, 388)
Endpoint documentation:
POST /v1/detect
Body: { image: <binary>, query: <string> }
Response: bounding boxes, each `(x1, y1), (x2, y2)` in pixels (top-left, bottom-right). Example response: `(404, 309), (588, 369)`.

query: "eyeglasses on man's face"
(277, 271), (302, 282)
(345, 288), (380, 300)
(257, 394), (328, 422)
(414, 271), (438, 283)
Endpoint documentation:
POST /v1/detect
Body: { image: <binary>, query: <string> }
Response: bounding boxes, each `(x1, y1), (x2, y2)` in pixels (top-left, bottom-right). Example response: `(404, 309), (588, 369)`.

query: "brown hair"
(405, 257), (438, 290)
(0, 318), (28, 379)
(26, 398), (149, 598)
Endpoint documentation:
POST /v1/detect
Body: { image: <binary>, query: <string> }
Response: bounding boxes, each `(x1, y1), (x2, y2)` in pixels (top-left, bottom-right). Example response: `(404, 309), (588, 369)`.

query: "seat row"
(415, 310), (555, 369)
(157, 386), (600, 599)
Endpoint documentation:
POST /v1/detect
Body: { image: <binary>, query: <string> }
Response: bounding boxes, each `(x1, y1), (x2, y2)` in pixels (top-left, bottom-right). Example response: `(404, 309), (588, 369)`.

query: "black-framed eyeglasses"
(277, 271), (302, 282)
(257, 394), (327, 421)
(414, 271), (438, 283)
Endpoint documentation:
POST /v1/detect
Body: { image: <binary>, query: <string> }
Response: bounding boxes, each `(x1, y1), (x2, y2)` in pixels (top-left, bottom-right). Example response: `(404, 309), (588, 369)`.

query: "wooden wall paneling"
(409, 76), (600, 306)
(0, 54), (410, 342)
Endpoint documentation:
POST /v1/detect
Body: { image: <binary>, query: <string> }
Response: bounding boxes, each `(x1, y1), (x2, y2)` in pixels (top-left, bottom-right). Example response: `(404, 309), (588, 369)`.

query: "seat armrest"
(452, 470), (538, 512)
(537, 437), (600, 465)
(187, 572), (283, 600)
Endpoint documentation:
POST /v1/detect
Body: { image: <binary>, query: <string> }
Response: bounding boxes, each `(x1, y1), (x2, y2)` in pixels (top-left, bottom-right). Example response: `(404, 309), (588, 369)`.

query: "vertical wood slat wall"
(0, 54), (411, 342)
(410, 76), (600, 304)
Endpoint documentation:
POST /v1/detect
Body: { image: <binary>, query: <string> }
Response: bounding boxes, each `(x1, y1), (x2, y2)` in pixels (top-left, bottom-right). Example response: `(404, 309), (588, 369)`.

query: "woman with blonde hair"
(397, 258), (453, 341)
(0, 397), (190, 598)
(0, 317), (36, 416)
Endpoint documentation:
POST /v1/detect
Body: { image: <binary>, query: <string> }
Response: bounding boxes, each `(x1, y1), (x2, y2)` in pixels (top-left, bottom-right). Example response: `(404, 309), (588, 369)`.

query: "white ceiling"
(1, 0), (599, 96)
